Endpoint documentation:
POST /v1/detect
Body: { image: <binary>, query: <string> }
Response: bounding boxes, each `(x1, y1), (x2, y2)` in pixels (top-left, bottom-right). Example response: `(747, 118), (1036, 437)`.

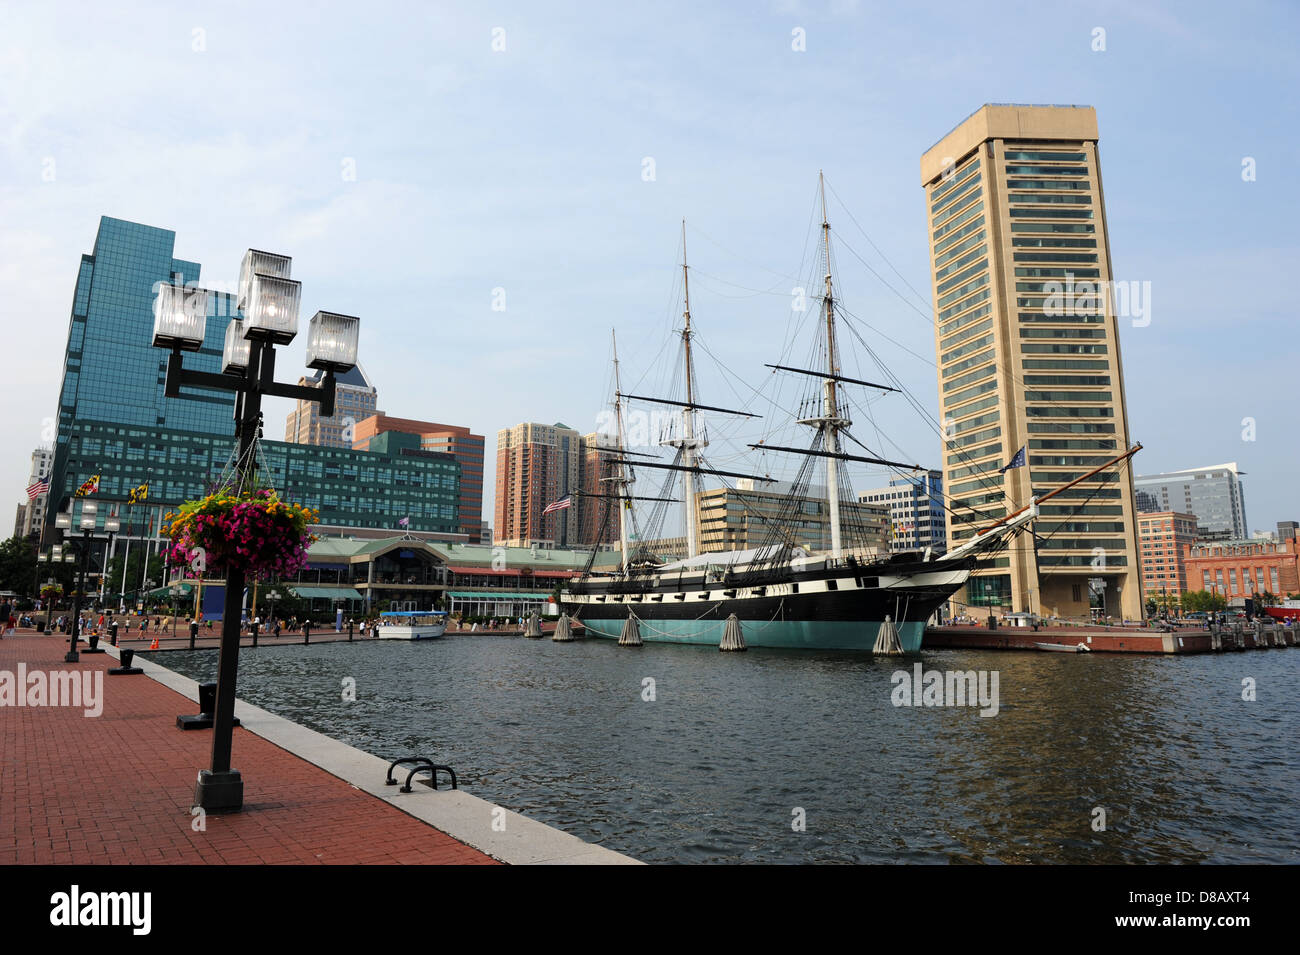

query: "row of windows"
(937, 273), (989, 309)
(930, 158), (980, 200)
(1022, 359), (1110, 370)
(939, 297), (991, 333)
(942, 348), (994, 379)
(931, 172), (983, 217)
(945, 378), (999, 407)
(947, 392), (1000, 420)
(1023, 375), (1111, 386)
(933, 229), (987, 269)
(941, 333), (995, 365)
(935, 244), (988, 282)
(939, 316), (993, 353)
(933, 201), (985, 243)
(1008, 208), (1095, 219)
(1003, 164), (1089, 176)
(1003, 151), (1087, 162)
(1005, 178), (1091, 190)
(1021, 342), (1107, 354)
(1026, 422), (1115, 434)
(1008, 193), (1092, 205)
(948, 442), (1001, 466)
(1013, 252), (1099, 264)
(933, 214), (987, 257)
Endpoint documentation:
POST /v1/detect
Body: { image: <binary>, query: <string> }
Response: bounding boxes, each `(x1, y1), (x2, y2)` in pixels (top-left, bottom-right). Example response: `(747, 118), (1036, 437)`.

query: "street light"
(155, 250), (359, 814)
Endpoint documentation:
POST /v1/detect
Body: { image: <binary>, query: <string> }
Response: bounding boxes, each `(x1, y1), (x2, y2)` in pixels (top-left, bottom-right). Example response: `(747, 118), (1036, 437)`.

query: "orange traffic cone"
(149, 637), (159, 650)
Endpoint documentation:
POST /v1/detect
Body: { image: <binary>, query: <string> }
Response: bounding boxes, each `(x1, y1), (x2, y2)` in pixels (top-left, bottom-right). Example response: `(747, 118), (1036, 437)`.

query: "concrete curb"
(112, 645), (641, 865)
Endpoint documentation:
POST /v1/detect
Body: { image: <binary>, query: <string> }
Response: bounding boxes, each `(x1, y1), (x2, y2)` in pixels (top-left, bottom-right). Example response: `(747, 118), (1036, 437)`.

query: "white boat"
(375, 610), (448, 641)
(1035, 642), (1091, 653)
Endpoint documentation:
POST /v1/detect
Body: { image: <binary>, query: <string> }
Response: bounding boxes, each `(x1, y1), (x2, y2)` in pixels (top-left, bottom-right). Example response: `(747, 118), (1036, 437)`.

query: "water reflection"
(146, 635), (1299, 863)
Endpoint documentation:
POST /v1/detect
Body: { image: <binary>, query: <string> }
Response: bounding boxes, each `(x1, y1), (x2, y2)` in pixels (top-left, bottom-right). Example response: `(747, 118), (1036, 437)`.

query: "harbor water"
(148, 635), (1300, 864)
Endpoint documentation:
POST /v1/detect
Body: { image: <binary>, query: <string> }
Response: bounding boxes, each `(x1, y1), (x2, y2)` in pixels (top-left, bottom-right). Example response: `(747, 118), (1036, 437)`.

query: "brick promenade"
(0, 628), (496, 864)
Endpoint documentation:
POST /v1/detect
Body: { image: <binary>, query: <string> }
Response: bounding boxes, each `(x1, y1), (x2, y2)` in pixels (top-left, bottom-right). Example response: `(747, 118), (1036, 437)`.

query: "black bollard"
(83, 631), (106, 654)
(178, 681), (239, 730)
(109, 623), (119, 647)
(189, 621), (198, 650)
(109, 647), (143, 676)
(348, 620), (354, 642)
(303, 622), (311, 645)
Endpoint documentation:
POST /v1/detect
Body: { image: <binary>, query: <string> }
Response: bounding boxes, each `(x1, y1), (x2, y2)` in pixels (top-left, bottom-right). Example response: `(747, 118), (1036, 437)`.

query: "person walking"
(0, 599), (11, 637)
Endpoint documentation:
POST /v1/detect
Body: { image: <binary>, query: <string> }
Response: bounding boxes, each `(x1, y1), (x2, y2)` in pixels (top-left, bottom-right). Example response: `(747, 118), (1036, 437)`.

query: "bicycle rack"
(386, 756), (458, 792)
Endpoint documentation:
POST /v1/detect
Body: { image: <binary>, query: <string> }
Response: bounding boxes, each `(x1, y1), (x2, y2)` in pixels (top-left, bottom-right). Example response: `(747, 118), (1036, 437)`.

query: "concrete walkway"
(0, 628), (636, 865)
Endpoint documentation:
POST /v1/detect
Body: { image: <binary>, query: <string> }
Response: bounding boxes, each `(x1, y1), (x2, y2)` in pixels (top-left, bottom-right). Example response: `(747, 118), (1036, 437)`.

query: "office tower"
(285, 365), (378, 448)
(921, 105), (1142, 620)
(47, 217), (462, 542)
(1133, 464), (1248, 541)
(351, 414), (485, 540)
(858, 470), (947, 554)
(695, 480), (889, 555)
(494, 422), (581, 547)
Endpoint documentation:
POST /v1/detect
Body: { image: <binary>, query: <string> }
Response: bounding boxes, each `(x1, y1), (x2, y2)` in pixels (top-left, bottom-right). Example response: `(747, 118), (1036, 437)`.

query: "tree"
(0, 536), (38, 597)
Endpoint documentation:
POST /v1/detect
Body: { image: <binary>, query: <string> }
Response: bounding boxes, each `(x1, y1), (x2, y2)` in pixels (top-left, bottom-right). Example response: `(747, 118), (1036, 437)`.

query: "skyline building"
(858, 470), (947, 554)
(44, 217), (465, 561)
(285, 365), (379, 448)
(695, 480), (889, 556)
(494, 421), (583, 547)
(1136, 510), (1198, 604)
(14, 446), (53, 541)
(920, 104), (1143, 621)
(1134, 463), (1248, 541)
(351, 413), (485, 541)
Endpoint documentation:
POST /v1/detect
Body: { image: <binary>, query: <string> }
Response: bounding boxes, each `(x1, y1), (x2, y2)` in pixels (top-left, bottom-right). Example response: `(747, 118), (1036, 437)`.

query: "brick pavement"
(0, 629), (496, 864)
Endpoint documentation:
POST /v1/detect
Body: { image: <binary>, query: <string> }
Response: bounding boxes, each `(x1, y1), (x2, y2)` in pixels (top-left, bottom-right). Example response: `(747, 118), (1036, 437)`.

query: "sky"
(2, 0), (1297, 537)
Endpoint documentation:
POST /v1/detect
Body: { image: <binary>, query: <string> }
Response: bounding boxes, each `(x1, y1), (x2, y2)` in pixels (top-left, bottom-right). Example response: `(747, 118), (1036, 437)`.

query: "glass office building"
(49, 217), (462, 539)
(1134, 464), (1248, 541)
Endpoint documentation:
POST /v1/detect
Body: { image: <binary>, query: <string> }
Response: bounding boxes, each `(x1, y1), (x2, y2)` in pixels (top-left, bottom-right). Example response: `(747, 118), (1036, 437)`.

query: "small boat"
(375, 610), (449, 641)
(1035, 642), (1091, 653)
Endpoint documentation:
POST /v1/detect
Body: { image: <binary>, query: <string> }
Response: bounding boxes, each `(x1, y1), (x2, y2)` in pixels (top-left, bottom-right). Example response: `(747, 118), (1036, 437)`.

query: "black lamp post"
(55, 504), (120, 662)
(153, 250), (360, 814)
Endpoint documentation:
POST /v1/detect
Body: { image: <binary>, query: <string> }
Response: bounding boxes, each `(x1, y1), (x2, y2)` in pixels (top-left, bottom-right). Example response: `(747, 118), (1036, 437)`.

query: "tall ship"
(560, 177), (1136, 652)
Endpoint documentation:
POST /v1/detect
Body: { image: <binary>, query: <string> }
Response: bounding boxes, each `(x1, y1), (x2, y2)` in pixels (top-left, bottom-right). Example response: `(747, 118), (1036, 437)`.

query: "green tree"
(0, 536), (38, 597)
(104, 550), (165, 602)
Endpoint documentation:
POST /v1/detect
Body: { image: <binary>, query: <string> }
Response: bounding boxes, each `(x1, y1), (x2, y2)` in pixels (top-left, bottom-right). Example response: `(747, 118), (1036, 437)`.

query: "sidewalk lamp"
(55, 504), (119, 662)
(170, 583), (182, 639)
(154, 249), (360, 814)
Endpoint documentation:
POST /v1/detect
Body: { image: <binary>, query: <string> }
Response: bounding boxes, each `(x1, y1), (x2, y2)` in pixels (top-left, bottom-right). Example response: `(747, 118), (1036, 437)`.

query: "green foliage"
(1181, 590), (1227, 613)
(0, 536), (37, 597)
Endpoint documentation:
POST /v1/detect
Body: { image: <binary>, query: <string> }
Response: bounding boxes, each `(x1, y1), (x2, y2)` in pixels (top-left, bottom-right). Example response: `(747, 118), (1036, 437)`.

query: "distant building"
(285, 365), (378, 448)
(577, 431), (621, 548)
(351, 414), (485, 541)
(494, 422), (583, 547)
(694, 480), (889, 556)
(15, 447), (53, 541)
(1184, 537), (1300, 600)
(1134, 464), (1248, 541)
(858, 470), (946, 554)
(1277, 521), (1298, 542)
(1137, 511), (1198, 601)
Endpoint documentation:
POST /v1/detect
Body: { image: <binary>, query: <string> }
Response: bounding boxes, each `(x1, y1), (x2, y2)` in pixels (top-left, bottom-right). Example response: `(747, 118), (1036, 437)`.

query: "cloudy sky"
(2, 0), (1296, 536)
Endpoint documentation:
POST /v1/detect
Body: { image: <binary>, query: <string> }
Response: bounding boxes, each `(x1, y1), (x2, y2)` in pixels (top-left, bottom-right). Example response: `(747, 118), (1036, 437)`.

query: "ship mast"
(610, 329), (631, 570)
(660, 219), (706, 559)
(800, 172), (851, 559)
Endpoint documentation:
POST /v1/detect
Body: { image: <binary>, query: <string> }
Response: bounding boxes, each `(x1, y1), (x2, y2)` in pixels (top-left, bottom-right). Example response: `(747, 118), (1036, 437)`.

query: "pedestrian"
(0, 599), (10, 637)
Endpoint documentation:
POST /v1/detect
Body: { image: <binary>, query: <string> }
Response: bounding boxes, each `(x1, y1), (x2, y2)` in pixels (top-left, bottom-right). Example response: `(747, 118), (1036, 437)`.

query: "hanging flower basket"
(164, 489), (318, 580)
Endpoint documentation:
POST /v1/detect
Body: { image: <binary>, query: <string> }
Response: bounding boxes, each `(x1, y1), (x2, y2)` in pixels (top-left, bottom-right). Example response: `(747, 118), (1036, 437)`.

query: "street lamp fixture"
(156, 248), (359, 815)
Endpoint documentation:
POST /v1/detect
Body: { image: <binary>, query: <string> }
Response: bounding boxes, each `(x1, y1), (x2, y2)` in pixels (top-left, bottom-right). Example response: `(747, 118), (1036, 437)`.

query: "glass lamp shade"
(80, 502), (97, 516)
(305, 311), (360, 371)
(223, 319), (252, 374)
(104, 519), (121, 533)
(152, 283), (209, 351)
(80, 515), (96, 530)
(238, 250), (292, 311)
(55, 514), (71, 530)
(243, 273), (302, 344)
(51, 545), (63, 558)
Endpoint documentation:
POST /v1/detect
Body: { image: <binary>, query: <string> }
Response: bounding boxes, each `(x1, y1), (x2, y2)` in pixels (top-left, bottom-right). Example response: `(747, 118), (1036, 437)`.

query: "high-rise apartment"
(285, 365), (378, 447)
(921, 105), (1143, 620)
(1134, 464), (1248, 541)
(1136, 510), (1198, 602)
(494, 422), (582, 547)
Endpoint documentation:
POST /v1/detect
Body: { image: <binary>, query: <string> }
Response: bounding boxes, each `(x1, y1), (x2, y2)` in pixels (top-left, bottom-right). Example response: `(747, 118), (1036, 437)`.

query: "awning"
(446, 566), (578, 578)
(147, 583), (195, 597)
(289, 586), (364, 600)
(446, 591), (551, 601)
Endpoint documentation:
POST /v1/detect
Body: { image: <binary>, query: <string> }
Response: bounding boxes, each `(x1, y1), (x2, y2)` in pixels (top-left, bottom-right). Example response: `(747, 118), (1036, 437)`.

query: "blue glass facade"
(49, 217), (462, 538)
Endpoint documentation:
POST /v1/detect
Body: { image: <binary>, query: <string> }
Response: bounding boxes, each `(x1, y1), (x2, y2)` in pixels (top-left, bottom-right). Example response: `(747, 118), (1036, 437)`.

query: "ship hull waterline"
(560, 562), (969, 653)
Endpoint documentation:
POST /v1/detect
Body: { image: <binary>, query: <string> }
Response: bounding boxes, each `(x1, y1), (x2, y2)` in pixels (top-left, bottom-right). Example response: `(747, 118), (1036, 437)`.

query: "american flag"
(542, 494), (572, 515)
(26, 479), (49, 501)
(398, 516), (410, 528)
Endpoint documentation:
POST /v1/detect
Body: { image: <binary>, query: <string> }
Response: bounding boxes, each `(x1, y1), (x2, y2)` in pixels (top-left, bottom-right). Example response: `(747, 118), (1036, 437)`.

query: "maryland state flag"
(127, 482), (149, 504)
(74, 474), (100, 498)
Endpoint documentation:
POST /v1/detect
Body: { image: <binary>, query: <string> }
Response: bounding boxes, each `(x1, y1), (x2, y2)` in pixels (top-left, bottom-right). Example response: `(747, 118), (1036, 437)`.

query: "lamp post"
(40, 547), (74, 632)
(154, 249), (359, 814)
(170, 584), (181, 640)
(55, 505), (120, 662)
